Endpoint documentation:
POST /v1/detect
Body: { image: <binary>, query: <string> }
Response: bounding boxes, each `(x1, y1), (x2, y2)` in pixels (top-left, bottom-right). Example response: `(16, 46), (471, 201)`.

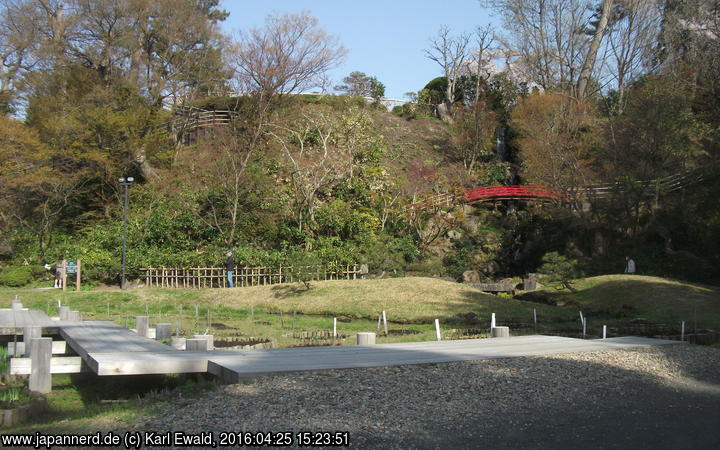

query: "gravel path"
(135, 344), (720, 449)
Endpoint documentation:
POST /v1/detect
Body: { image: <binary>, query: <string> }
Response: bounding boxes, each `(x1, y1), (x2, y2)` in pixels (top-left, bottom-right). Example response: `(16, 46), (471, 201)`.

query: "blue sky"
(220, 1), (497, 100)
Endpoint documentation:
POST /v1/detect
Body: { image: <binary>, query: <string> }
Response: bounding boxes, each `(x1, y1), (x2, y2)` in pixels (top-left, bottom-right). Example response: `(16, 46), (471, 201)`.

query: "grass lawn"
(0, 373), (216, 435)
(0, 277), (578, 343)
(556, 275), (720, 330)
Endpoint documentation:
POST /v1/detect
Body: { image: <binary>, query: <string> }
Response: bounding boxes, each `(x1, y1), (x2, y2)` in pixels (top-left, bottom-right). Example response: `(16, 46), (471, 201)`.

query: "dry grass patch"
(197, 277), (570, 323)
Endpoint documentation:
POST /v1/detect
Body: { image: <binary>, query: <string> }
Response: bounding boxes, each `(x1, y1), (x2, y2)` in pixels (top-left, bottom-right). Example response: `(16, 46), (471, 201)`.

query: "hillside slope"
(566, 275), (720, 329)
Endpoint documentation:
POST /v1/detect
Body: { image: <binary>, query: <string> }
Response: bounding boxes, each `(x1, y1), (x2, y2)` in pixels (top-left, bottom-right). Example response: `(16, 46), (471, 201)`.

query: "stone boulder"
(462, 270), (480, 283)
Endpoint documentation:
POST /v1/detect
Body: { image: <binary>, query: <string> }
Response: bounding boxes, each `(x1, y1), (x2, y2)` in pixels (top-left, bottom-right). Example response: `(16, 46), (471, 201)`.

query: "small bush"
(0, 265), (35, 287)
(537, 252), (581, 292)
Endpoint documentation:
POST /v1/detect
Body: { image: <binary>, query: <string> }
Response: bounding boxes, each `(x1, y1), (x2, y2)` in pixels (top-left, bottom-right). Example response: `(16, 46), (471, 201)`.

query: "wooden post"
(156, 323), (172, 340)
(582, 318), (587, 338)
(533, 308), (537, 331)
(23, 327), (42, 357)
(61, 259), (67, 291)
(382, 310), (388, 335)
(59, 306), (70, 321)
(11, 298), (23, 311)
(186, 338), (208, 351)
(602, 325), (607, 339)
(333, 317), (337, 338)
(135, 316), (149, 338)
(435, 319), (441, 341)
(67, 310), (80, 321)
(491, 313), (496, 329)
(29, 337), (52, 394)
(193, 334), (214, 350)
(170, 337), (186, 350)
(491, 326), (510, 338)
(76, 259), (81, 292)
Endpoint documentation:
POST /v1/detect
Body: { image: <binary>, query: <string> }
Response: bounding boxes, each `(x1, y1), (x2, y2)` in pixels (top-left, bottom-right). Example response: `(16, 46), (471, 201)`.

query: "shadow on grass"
(570, 276), (720, 329)
(270, 284), (312, 298)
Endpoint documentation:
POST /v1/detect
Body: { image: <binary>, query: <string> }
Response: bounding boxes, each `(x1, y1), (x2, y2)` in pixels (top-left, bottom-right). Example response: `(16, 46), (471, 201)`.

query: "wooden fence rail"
(140, 264), (360, 289)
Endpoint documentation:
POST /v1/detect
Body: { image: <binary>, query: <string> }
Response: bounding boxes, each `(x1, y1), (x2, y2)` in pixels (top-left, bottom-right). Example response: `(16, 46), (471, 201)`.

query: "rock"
(447, 229), (462, 240)
(462, 270), (480, 283)
(482, 261), (500, 275)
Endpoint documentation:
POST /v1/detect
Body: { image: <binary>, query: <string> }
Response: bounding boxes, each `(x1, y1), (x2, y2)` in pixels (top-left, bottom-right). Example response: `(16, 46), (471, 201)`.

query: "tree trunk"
(577, 0), (615, 99)
(133, 146), (160, 181)
(437, 103), (453, 122)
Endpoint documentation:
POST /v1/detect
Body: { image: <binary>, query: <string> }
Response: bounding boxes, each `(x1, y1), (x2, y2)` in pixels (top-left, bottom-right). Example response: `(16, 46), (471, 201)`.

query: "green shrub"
(0, 265), (35, 287)
(537, 252), (581, 292)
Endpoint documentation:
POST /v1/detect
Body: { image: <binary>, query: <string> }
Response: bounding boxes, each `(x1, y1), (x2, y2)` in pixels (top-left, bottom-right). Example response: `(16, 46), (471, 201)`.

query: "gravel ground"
(134, 344), (720, 449)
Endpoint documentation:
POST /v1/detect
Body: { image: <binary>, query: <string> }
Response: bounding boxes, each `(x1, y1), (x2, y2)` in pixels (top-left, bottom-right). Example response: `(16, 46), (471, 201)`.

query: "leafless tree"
(424, 26), (471, 118)
(267, 108), (353, 233)
(0, 0), (41, 110)
(482, 0), (593, 91)
(602, 0), (663, 111)
(231, 11), (347, 97)
(469, 24), (497, 104)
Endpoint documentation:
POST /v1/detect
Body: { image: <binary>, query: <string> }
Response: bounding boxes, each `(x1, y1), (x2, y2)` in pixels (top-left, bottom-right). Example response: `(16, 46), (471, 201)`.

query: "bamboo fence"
(140, 264), (360, 289)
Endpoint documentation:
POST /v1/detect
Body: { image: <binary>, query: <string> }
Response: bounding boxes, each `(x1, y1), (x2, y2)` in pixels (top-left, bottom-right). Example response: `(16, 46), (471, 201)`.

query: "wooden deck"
(0, 308), (58, 333)
(206, 335), (679, 382)
(2, 309), (682, 382)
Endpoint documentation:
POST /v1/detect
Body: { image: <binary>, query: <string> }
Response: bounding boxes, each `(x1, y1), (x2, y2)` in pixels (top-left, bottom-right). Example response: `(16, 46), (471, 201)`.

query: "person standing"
(624, 256), (636, 275)
(225, 250), (235, 288)
(54, 258), (64, 288)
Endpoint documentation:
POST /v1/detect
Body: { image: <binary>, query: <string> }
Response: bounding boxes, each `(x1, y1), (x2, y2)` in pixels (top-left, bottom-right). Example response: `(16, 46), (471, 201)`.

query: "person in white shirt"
(625, 256), (636, 274)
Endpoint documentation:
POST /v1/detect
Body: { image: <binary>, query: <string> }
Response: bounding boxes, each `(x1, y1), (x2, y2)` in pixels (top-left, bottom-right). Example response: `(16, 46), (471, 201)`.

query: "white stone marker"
(67, 310), (80, 321)
(356, 332), (376, 345)
(681, 321), (685, 341)
(58, 306), (70, 320)
(435, 319), (442, 341)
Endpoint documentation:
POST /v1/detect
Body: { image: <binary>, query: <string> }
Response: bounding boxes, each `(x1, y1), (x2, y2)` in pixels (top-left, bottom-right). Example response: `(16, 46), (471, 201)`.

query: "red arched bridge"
(409, 167), (711, 213)
(464, 185), (562, 202)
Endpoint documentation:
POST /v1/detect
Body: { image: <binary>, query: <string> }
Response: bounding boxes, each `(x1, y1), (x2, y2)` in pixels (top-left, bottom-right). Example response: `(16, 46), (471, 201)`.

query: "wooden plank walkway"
(1, 309), (681, 382)
(206, 335), (679, 382)
(58, 321), (174, 359)
(79, 335), (679, 379)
